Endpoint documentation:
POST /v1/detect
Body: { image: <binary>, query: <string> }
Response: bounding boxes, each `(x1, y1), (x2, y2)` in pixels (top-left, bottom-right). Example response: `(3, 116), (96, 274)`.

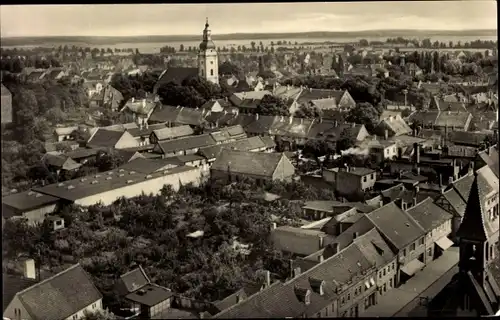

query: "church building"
(428, 168), (500, 316)
(153, 19), (219, 94)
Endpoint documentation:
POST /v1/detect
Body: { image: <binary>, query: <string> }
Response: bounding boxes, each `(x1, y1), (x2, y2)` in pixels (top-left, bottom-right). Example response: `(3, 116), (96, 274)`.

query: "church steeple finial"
(205, 17), (209, 29)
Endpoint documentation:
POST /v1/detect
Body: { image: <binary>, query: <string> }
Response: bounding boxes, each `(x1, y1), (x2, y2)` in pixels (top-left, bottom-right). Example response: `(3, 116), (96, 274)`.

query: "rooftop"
(125, 284), (174, 307)
(2, 190), (60, 214)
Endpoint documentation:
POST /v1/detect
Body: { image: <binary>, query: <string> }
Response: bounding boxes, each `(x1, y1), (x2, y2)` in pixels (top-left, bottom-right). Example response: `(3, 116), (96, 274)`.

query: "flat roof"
(32, 165), (197, 202)
(125, 284), (174, 307)
(2, 190), (60, 213)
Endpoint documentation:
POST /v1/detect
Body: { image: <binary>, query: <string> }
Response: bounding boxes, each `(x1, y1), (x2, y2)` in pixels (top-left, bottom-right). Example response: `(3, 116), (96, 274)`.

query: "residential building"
(54, 126), (78, 142)
(2, 190), (60, 226)
(406, 197), (454, 262)
(358, 138), (398, 160)
(211, 150), (295, 183)
(1, 83), (12, 124)
(89, 84), (124, 111)
(409, 110), (473, 132)
(3, 264), (103, 320)
(228, 90), (272, 114)
(323, 167), (377, 198)
(271, 225), (333, 256)
(126, 123), (169, 146)
(87, 129), (140, 149)
(153, 134), (217, 158)
(375, 114), (412, 138)
(297, 88), (356, 113)
(42, 154), (82, 174)
(121, 98), (158, 125)
(149, 105), (208, 127)
(200, 98), (232, 113)
(32, 165), (201, 207)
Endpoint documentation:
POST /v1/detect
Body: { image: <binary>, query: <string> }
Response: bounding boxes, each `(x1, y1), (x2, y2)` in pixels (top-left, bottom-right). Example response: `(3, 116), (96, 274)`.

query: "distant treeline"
(1, 29), (496, 46)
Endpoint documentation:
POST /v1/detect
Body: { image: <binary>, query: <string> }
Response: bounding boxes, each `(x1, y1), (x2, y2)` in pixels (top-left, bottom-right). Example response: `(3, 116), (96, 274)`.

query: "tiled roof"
(441, 188), (467, 217)
(214, 281), (305, 318)
(32, 166), (197, 202)
(324, 216), (376, 251)
(380, 184), (415, 203)
(446, 145), (478, 158)
(435, 111), (472, 129)
(122, 100), (157, 115)
(154, 67), (198, 87)
(270, 117), (315, 138)
(260, 135), (276, 149)
(406, 197), (453, 232)
(118, 158), (179, 174)
(1, 83), (11, 96)
(366, 202), (425, 250)
(151, 125), (194, 141)
(198, 136), (267, 160)
(3, 274), (37, 311)
(478, 145), (499, 178)
(211, 150), (289, 177)
(87, 129), (126, 148)
(297, 89), (344, 105)
(65, 147), (103, 160)
(272, 226), (331, 256)
(155, 134), (216, 154)
(409, 111), (440, 126)
(117, 266), (150, 295)
(379, 116), (412, 137)
(127, 123), (168, 138)
(43, 154), (81, 171)
(353, 228), (396, 268)
(15, 264), (102, 320)
(244, 115), (276, 135)
(2, 190), (60, 216)
(54, 126), (78, 136)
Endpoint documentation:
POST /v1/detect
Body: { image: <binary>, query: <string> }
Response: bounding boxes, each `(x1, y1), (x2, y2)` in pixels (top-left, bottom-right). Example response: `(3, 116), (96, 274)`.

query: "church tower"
(456, 170), (497, 288)
(198, 18), (219, 85)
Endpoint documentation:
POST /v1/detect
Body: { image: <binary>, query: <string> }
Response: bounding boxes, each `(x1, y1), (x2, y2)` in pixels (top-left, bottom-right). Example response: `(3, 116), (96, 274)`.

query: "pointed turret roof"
(456, 170), (489, 242)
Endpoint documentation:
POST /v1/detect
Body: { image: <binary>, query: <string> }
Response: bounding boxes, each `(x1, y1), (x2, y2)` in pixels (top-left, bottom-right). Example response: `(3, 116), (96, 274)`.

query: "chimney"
(289, 115), (293, 124)
(23, 258), (37, 280)
(448, 176), (454, 184)
(255, 113), (259, 121)
(271, 222), (277, 230)
(334, 120), (338, 127)
(142, 99), (146, 107)
(145, 122), (148, 129)
(416, 167), (421, 175)
(331, 243), (339, 255)
(353, 232), (359, 239)
(397, 148), (402, 159)
(319, 236), (324, 248)
(414, 143), (420, 164)
(318, 255), (324, 263)
(469, 161), (474, 174)
(352, 122), (356, 128)
(131, 97), (135, 103)
(384, 129), (389, 140)
(265, 270), (271, 287)
(236, 294), (241, 304)
(412, 197), (417, 207)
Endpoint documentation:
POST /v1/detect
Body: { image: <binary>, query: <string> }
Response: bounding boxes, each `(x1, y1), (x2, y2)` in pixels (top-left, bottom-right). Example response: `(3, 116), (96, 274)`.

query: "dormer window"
(309, 277), (325, 296)
(294, 287), (311, 305)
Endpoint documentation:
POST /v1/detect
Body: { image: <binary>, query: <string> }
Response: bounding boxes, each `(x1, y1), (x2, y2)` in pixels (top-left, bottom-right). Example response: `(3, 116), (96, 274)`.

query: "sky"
(0, 1), (497, 37)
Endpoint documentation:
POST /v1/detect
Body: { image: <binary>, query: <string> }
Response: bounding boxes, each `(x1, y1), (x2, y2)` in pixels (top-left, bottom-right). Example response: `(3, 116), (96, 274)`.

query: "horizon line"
(2, 28), (498, 39)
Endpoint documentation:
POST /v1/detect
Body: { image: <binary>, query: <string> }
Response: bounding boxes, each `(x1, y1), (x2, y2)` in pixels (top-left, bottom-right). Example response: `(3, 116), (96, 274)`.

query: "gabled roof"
(2, 190), (60, 215)
(449, 131), (491, 147)
(1, 83), (11, 96)
(297, 88), (345, 105)
(151, 125), (194, 141)
(456, 169), (498, 242)
(117, 158), (179, 174)
(198, 136), (267, 160)
(378, 115), (412, 137)
(406, 197), (453, 232)
(478, 145), (499, 178)
(435, 111), (472, 129)
(366, 202), (425, 250)
(211, 150), (291, 177)
(270, 117), (315, 138)
(42, 154), (82, 171)
(116, 265), (151, 296)
(122, 100), (157, 116)
(441, 188), (467, 217)
(353, 228), (396, 268)
(14, 264), (102, 320)
(3, 274), (37, 311)
(87, 129), (128, 148)
(155, 134), (216, 154)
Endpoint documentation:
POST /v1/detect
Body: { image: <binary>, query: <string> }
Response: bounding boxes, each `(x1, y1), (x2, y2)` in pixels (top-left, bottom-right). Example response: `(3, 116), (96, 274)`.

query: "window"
(379, 271), (382, 279)
(201, 69), (204, 76)
(402, 249), (406, 256)
(410, 243), (416, 251)
(428, 248), (432, 256)
(383, 268), (386, 276)
(419, 237), (424, 245)
(371, 173), (375, 179)
(347, 293), (351, 300)
(383, 283), (387, 292)
(73, 315), (78, 320)
(210, 69), (214, 76)
(341, 296), (345, 305)
(363, 176), (367, 182)
(392, 262), (395, 270)
(92, 303), (96, 309)
(389, 278), (393, 288)
(211, 61), (214, 64)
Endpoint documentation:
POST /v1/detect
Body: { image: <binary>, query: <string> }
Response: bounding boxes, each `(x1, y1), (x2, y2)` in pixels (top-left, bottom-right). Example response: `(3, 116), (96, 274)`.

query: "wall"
(3, 203), (58, 226)
(337, 271), (378, 317)
(115, 132), (141, 149)
(383, 145), (398, 159)
(335, 171), (376, 196)
(272, 156), (296, 181)
(397, 235), (427, 285)
(322, 169), (337, 184)
(149, 298), (172, 318)
(4, 295), (33, 320)
(74, 168), (201, 206)
(1, 91), (13, 124)
(65, 299), (103, 320)
(376, 259), (398, 297)
(211, 169), (272, 185)
(426, 219), (453, 261)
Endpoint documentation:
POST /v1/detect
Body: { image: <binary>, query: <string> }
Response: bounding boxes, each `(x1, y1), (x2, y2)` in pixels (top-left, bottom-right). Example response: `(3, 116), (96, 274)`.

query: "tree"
(302, 139), (335, 165)
(336, 129), (357, 153)
(294, 104), (322, 119)
(345, 102), (379, 132)
(255, 95), (291, 116)
(179, 44), (184, 52)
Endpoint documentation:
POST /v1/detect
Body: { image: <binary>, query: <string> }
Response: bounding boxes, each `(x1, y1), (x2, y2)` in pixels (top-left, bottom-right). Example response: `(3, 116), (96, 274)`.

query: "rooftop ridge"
(16, 263), (81, 296)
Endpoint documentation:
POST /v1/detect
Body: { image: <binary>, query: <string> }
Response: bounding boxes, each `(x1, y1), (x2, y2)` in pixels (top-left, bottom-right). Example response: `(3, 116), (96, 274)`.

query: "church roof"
(455, 170), (494, 242)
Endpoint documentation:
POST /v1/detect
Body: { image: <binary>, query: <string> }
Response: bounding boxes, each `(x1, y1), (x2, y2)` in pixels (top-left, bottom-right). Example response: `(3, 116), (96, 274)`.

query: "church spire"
(205, 17), (209, 29)
(456, 170), (489, 242)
